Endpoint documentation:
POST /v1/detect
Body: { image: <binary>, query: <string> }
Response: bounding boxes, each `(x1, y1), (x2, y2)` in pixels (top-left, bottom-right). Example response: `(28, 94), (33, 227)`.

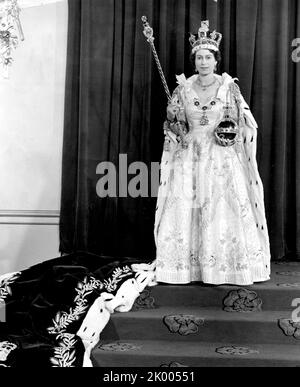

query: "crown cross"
(199, 20), (209, 37)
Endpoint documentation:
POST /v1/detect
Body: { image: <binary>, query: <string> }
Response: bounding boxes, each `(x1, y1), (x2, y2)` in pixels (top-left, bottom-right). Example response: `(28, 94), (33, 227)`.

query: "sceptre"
(141, 16), (172, 101)
(141, 16), (188, 147)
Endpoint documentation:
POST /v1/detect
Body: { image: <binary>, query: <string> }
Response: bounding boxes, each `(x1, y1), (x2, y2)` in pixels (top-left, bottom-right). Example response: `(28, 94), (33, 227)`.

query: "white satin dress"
(154, 73), (271, 285)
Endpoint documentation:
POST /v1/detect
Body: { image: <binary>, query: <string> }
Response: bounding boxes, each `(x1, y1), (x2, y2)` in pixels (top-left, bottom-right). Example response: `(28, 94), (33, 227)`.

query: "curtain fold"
(60, 0), (300, 262)
(295, 0), (300, 257)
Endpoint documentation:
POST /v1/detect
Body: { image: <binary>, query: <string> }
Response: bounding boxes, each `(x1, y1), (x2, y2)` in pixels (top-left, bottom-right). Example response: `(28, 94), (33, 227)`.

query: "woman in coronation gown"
(154, 21), (271, 286)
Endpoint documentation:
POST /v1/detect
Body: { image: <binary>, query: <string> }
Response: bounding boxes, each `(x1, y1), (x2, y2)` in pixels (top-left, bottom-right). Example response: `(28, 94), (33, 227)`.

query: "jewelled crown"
(189, 20), (222, 53)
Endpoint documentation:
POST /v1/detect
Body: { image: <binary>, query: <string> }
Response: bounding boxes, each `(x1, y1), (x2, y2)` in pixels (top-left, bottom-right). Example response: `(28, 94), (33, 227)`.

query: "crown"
(189, 20), (222, 53)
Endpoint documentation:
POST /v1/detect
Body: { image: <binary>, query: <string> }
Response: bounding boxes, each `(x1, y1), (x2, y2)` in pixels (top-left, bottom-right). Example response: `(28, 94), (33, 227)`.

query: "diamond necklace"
(196, 76), (217, 91)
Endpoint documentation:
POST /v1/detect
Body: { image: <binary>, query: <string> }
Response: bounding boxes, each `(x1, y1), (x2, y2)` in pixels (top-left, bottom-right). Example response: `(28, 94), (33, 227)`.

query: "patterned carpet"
(92, 262), (300, 367)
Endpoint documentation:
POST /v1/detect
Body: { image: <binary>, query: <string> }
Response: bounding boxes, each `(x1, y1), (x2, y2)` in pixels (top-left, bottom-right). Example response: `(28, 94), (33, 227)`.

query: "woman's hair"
(190, 49), (222, 71)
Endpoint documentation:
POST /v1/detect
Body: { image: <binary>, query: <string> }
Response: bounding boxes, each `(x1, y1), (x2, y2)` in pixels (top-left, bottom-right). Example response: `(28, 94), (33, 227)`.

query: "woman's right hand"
(166, 103), (179, 122)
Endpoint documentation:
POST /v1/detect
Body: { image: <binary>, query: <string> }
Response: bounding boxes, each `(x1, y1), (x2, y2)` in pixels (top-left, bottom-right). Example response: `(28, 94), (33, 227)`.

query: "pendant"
(200, 112), (209, 126)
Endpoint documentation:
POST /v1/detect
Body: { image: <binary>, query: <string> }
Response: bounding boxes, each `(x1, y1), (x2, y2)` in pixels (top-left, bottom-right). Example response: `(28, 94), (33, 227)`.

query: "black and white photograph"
(0, 0), (299, 371)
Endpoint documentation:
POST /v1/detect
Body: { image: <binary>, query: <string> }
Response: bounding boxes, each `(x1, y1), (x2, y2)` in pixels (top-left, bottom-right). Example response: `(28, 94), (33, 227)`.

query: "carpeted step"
(92, 339), (300, 367)
(149, 263), (300, 311)
(150, 283), (300, 311)
(95, 262), (300, 367)
(100, 306), (300, 346)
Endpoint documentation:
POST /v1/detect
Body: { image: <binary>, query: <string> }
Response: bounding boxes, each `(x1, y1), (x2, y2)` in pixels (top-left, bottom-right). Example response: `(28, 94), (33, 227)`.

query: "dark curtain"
(60, 0), (300, 262)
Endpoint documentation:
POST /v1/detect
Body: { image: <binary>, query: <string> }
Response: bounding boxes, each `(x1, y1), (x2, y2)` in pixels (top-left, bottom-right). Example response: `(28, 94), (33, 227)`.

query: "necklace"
(194, 98), (217, 126)
(196, 76), (216, 91)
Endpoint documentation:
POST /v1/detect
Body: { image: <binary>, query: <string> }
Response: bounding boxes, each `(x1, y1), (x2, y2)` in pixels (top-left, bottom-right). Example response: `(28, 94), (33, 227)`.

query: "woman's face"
(195, 49), (217, 76)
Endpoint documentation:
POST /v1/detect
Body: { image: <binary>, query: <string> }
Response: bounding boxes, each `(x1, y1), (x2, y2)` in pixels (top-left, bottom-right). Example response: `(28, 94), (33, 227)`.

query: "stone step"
(92, 339), (300, 367)
(101, 306), (300, 346)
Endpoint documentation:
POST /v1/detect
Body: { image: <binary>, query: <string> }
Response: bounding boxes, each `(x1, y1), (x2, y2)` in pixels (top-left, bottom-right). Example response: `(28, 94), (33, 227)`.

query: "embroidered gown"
(154, 73), (271, 285)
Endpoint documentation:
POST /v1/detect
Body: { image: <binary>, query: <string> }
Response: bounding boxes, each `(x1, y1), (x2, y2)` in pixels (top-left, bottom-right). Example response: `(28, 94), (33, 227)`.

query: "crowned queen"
(154, 20), (271, 286)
